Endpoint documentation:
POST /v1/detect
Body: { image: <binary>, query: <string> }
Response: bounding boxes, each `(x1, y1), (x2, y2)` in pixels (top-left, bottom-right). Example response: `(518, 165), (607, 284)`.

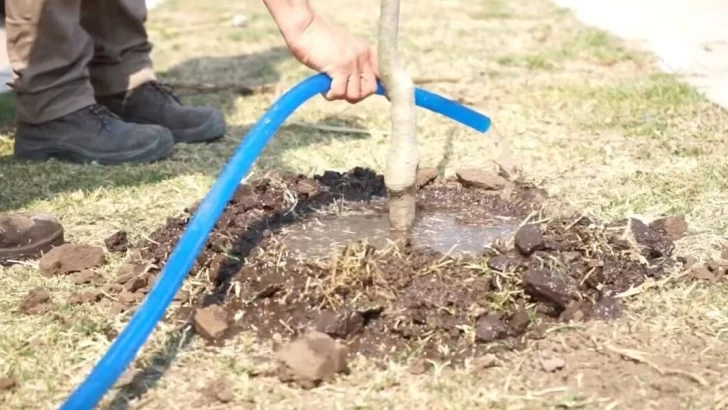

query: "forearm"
(262, 0), (316, 39)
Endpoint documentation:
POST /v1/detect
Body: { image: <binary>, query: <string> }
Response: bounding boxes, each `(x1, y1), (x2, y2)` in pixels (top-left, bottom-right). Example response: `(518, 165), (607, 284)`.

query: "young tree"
(378, 0), (418, 242)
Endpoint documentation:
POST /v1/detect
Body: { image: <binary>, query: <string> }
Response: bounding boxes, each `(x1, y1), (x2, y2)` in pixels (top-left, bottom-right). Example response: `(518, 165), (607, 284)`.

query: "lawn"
(1, 0), (728, 408)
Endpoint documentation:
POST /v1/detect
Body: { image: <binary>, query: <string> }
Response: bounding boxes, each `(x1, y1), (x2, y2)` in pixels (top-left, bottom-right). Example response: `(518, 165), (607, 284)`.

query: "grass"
(2, 0), (728, 408)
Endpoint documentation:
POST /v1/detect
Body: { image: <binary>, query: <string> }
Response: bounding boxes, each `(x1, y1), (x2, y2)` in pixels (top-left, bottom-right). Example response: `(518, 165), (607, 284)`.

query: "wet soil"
(125, 167), (679, 364)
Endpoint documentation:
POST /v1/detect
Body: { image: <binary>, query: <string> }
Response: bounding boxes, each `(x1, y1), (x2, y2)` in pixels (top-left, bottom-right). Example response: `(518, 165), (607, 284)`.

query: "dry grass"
(2, 0), (728, 408)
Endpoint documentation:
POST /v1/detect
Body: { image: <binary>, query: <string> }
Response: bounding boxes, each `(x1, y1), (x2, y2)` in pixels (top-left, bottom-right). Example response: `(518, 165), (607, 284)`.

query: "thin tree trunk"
(377, 0), (419, 243)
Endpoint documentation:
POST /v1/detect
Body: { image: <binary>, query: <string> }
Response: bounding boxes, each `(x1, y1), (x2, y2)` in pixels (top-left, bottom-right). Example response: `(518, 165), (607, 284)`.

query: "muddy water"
(280, 211), (519, 258)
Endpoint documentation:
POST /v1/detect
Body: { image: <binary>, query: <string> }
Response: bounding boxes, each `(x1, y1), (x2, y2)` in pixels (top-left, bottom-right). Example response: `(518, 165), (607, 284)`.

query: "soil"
(38, 244), (106, 276)
(120, 167), (681, 365)
(104, 230), (129, 253)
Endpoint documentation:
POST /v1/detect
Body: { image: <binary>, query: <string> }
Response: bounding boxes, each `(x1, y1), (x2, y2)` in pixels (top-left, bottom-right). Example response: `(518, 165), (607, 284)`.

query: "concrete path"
(553, 0), (728, 109)
(0, 0), (165, 93)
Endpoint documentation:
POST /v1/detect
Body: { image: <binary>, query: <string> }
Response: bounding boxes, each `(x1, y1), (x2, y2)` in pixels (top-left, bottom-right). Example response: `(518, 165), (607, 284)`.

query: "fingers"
(325, 42), (379, 104)
(324, 73), (348, 101)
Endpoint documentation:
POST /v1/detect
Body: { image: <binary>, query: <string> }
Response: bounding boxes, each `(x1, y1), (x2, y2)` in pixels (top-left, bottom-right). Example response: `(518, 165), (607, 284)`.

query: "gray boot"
(14, 104), (175, 165)
(97, 81), (227, 144)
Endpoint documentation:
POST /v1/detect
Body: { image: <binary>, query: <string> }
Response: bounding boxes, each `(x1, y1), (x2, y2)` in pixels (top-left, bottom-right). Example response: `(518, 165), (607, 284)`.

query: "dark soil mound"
(130, 167), (675, 363)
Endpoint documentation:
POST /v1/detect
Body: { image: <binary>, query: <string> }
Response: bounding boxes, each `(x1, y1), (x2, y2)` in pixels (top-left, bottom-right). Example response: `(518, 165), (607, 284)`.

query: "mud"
(126, 167), (679, 364)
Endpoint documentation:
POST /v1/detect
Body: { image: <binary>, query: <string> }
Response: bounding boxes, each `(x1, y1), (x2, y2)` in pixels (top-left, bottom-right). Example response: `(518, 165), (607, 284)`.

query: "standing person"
(1, 0), (379, 260)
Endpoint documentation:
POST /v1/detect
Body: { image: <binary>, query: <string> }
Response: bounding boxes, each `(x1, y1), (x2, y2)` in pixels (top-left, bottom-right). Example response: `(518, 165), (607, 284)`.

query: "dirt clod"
(123, 276), (147, 293)
(18, 288), (52, 315)
(72, 269), (105, 286)
(649, 215), (688, 241)
(514, 224), (545, 256)
(475, 314), (509, 343)
(540, 355), (566, 372)
(276, 331), (348, 389)
(522, 269), (578, 309)
(202, 377), (234, 403)
(0, 376), (17, 391)
(67, 289), (104, 305)
(193, 305), (229, 341)
(104, 231), (129, 253)
(416, 167), (439, 190)
(455, 168), (508, 190)
(39, 244), (106, 276)
(621, 218), (674, 258)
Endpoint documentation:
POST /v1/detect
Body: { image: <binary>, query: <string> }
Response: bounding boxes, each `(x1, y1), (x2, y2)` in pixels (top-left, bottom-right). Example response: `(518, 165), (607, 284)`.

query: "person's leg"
(5, 0), (174, 164)
(0, 212), (64, 261)
(86, 0), (227, 144)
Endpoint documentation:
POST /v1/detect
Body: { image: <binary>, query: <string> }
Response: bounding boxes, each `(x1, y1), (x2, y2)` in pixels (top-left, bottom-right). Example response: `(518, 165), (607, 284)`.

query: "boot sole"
(13, 135), (175, 166)
(0, 226), (64, 262)
(171, 110), (227, 144)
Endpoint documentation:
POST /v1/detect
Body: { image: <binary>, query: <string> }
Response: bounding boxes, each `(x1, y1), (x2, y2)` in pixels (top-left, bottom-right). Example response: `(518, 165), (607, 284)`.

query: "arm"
(261, 0), (315, 45)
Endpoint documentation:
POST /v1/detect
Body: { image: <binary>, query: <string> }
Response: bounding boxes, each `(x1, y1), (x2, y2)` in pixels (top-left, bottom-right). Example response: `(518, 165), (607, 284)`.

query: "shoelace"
(143, 81), (182, 104)
(84, 104), (121, 129)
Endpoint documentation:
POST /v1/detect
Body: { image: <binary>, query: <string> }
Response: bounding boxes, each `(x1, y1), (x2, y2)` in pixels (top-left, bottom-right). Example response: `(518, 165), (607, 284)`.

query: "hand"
(284, 15), (379, 103)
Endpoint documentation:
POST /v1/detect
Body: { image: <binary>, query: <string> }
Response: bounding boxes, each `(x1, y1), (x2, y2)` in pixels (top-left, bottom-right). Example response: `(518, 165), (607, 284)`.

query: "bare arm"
(261, 0), (315, 40)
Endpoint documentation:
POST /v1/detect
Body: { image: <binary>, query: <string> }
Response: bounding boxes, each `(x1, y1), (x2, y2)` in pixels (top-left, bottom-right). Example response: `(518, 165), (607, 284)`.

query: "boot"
(97, 81), (227, 144)
(14, 104), (175, 165)
(0, 212), (64, 261)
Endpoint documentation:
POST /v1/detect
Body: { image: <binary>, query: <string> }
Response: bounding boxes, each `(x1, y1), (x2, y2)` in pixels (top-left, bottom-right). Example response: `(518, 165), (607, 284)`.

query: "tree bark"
(377, 0), (419, 243)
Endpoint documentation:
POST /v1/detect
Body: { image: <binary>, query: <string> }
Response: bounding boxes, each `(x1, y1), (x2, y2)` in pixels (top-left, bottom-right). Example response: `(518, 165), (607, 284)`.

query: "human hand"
(283, 15), (379, 103)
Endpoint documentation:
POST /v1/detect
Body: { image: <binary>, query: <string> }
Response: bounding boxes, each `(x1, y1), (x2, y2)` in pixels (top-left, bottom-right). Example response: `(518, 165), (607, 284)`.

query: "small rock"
(649, 215), (688, 241)
(622, 218), (674, 258)
(102, 283), (124, 294)
(706, 259), (720, 272)
(231, 14), (248, 27)
(109, 302), (128, 315)
(72, 270), (105, 286)
(69, 289), (104, 305)
(540, 355), (566, 372)
(115, 264), (145, 284)
(193, 305), (230, 341)
(514, 224), (545, 257)
(416, 167), (439, 190)
(315, 310), (366, 339)
(522, 269), (579, 309)
(455, 169), (508, 190)
(508, 310), (531, 333)
(104, 231), (129, 253)
(39, 244), (106, 276)
(689, 265), (717, 283)
(471, 354), (498, 371)
(202, 377), (234, 403)
(117, 291), (138, 305)
(0, 376), (17, 391)
(475, 314), (508, 343)
(588, 296), (623, 320)
(123, 276), (147, 293)
(721, 248), (728, 261)
(486, 255), (518, 272)
(276, 331), (348, 388)
(294, 180), (319, 197)
(678, 255), (698, 270)
(18, 288), (52, 315)
(559, 300), (584, 322)
(408, 358), (432, 375)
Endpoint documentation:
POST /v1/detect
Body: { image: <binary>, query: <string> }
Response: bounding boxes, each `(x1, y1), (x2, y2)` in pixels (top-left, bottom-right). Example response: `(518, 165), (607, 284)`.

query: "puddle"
(280, 211), (519, 258)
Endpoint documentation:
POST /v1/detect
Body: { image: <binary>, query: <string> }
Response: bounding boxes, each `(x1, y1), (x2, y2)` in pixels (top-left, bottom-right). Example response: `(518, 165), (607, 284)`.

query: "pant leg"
(81, 0), (156, 96)
(6, 0), (95, 124)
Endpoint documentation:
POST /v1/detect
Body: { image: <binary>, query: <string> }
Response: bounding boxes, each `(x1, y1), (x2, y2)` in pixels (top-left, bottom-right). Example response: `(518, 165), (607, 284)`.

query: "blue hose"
(59, 73), (491, 410)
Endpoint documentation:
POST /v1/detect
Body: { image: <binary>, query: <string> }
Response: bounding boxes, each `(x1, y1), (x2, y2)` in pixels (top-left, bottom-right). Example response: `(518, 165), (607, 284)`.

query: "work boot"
(97, 81), (227, 144)
(0, 212), (64, 262)
(14, 104), (175, 165)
